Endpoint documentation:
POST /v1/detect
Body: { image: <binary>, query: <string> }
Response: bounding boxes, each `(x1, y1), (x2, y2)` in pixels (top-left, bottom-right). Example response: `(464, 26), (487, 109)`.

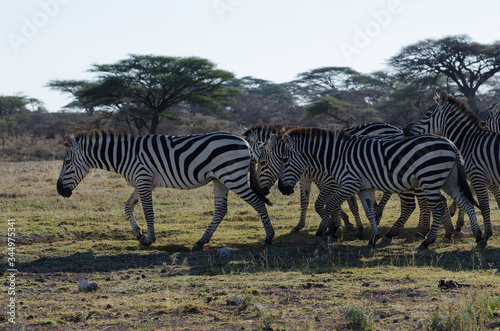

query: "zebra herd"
(57, 92), (499, 251)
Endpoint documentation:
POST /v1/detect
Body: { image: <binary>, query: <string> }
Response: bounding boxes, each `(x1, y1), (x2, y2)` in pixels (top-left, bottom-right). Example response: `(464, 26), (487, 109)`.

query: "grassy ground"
(1, 161), (499, 330)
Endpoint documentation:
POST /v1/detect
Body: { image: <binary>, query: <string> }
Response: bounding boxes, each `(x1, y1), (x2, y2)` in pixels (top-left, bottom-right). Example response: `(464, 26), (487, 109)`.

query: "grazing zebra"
(407, 92), (500, 241)
(57, 129), (275, 251)
(276, 127), (484, 250)
(243, 124), (360, 235)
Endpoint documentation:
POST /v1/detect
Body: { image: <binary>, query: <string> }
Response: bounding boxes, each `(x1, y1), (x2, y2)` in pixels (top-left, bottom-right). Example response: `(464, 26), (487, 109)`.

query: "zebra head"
(277, 134), (306, 196)
(406, 91), (448, 135)
(481, 103), (500, 131)
(256, 135), (284, 195)
(57, 134), (90, 198)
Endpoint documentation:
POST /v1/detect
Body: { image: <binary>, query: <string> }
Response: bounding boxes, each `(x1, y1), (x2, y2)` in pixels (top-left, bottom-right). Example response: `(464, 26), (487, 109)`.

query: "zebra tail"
(456, 159), (479, 208)
(249, 158), (273, 206)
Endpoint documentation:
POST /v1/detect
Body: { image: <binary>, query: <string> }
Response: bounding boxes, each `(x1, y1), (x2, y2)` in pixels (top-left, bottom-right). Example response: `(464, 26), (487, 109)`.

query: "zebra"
(275, 127), (484, 250)
(244, 122), (406, 237)
(243, 124), (361, 235)
(56, 129), (275, 251)
(252, 123), (453, 242)
(449, 102), (500, 233)
(259, 132), (455, 244)
(407, 92), (500, 241)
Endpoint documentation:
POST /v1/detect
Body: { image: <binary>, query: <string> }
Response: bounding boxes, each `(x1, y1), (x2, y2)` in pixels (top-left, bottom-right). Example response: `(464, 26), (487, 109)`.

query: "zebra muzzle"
(278, 178), (294, 196)
(57, 179), (73, 198)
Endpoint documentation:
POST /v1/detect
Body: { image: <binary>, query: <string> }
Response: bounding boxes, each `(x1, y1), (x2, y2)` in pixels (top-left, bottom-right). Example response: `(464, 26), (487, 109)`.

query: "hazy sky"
(1, 0), (499, 112)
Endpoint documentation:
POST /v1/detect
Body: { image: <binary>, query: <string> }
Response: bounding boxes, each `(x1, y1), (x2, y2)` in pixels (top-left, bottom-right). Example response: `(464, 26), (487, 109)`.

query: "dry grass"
(1, 161), (499, 330)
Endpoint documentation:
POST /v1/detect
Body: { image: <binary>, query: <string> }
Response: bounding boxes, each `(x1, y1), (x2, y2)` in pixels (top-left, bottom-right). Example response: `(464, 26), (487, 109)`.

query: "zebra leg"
(231, 181), (275, 246)
(415, 190), (430, 238)
(125, 188), (146, 243)
(346, 196), (363, 237)
(138, 183), (156, 247)
(291, 179), (312, 233)
(382, 191), (416, 244)
(453, 207), (465, 239)
(315, 186), (358, 243)
(455, 195), (486, 249)
(439, 195), (455, 243)
(375, 192), (392, 224)
(417, 193), (444, 251)
(357, 190), (379, 249)
(193, 180), (229, 251)
(472, 182), (493, 240)
(314, 182), (336, 232)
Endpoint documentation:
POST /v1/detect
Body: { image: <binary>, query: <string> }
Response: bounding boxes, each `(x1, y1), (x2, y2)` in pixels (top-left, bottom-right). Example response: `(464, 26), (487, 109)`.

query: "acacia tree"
(388, 35), (500, 112)
(74, 55), (237, 134)
(46, 80), (97, 114)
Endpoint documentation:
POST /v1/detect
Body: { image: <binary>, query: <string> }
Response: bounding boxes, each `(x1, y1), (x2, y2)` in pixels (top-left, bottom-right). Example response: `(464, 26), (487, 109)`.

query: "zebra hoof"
(417, 244), (428, 251)
(264, 238), (273, 246)
(380, 236), (392, 246)
(192, 243), (203, 251)
(475, 239), (487, 250)
(138, 235), (149, 247)
(313, 236), (323, 244)
(344, 223), (354, 232)
(290, 228), (300, 234)
(453, 231), (464, 240)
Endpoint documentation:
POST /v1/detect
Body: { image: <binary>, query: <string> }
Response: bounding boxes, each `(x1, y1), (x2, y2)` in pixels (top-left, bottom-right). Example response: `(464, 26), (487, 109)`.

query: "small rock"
(87, 282), (98, 292)
(226, 296), (244, 306)
(78, 279), (98, 292)
(78, 279), (89, 292)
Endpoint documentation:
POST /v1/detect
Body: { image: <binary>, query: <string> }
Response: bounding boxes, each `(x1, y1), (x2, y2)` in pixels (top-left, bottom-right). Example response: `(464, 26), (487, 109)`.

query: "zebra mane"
(441, 93), (482, 128)
(242, 124), (290, 137)
(284, 127), (351, 140)
(71, 129), (131, 141)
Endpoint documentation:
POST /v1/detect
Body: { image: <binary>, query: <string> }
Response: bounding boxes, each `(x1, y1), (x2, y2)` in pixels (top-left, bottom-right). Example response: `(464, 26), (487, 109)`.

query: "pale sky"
(1, 0), (499, 112)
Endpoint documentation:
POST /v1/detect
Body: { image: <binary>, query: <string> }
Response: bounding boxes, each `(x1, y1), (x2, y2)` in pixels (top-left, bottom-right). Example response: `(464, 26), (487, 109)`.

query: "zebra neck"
(442, 117), (483, 151)
(82, 133), (136, 175)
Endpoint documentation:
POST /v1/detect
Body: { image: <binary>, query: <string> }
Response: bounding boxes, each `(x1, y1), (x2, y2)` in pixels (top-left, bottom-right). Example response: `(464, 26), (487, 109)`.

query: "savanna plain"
(1, 161), (499, 330)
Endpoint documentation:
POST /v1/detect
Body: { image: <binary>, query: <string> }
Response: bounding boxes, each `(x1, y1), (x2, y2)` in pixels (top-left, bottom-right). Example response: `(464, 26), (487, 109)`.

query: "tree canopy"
(76, 55), (237, 134)
(389, 35), (500, 112)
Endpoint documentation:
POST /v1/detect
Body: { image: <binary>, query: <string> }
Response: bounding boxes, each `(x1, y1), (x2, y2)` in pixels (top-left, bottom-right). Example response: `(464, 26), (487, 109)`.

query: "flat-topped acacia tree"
(74, 54), (237, 134)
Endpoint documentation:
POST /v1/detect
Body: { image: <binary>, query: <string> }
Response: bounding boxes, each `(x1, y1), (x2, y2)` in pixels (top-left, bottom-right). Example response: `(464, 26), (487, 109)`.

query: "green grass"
(0, 161), (499, 330)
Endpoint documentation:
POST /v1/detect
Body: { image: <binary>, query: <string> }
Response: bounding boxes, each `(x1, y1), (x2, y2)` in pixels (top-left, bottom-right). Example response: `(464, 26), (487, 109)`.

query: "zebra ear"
(439, 91), (448, 105)
(491, 103), (500, 116)
(283, 134), (294, 151)
(64, 135), (76, 149)
(240, 124), (248, 134)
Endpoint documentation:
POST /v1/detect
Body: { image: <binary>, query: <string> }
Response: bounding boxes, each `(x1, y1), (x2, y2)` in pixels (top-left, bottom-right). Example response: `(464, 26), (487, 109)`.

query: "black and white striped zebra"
(275, 127), (484, 250)
(57, 129), (275, 250)
(243, 124), (361, 235)
(259, 132), (455, 244)
(450, 102), (500, 233)
(244, 123), (405, 237)
(253, 123), (453, 242)
(407, 92), (500, 241)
